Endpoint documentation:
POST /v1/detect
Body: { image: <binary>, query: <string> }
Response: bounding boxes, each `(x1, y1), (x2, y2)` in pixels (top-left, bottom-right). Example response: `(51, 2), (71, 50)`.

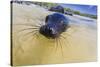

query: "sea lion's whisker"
(60, 34), (66, 39)
(28, 33), (38, 41)
(17, 28), (39, 33)
(35, 32), (41, 40)
(59, 36), (69, 48)
(14, 24), (41, 28)
(22, 30), (39, 37)
(62, 32), (72, 37)
(17, 29), (38, 40)
(22, 32), (37, 42)
(34, 23), (43, 27)
(21, 31), (38, 41)
(58, 38), (64, 58)
(54, 38), (58, 54)
(31, 32), (39, 40)
(61, 33), (72, 40)
(15, 31), (39, 56)
(60, 35), (72, 48)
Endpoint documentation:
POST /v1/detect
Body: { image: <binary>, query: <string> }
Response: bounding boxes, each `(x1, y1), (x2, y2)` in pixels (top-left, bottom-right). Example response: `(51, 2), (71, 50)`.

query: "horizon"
(60, 4), (97, 15)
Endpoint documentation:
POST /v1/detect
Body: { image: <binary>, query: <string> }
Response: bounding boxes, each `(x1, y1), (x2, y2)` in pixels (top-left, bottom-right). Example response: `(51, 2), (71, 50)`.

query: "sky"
(60, 4), (97, 15)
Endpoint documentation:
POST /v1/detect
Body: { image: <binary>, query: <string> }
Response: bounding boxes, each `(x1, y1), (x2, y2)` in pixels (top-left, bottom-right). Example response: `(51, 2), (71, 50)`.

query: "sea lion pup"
(39, 13), (69, 39)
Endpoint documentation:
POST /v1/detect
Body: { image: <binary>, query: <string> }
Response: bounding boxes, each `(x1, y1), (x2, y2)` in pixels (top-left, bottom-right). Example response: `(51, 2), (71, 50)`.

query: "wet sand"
(12, 3), (97, 66)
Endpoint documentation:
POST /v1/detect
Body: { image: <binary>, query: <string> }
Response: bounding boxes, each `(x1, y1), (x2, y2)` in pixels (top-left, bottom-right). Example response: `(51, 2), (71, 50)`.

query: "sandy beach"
(12, 3), (97, 66)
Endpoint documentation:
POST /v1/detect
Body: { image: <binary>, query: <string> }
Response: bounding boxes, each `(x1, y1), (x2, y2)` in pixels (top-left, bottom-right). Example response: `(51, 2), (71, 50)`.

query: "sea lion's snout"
(39, 13), (69, 39)
(39, 24), (59, 38)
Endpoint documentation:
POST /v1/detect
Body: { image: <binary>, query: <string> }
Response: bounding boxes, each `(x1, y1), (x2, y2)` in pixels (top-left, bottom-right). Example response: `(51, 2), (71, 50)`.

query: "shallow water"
(12, 3), (97, 66)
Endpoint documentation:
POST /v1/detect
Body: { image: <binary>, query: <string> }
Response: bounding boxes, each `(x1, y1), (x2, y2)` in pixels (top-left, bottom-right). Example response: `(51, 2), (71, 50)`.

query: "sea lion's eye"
(45, 15), (49, 23)
(45, 15), (51, 23)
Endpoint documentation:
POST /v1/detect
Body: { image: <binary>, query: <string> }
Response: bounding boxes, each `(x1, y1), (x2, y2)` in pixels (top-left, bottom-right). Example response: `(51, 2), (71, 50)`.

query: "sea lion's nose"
(46, 26), (57, 35)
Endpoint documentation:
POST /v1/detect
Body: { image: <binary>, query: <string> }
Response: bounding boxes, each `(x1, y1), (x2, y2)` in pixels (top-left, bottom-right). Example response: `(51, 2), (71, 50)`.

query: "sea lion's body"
(49, 6), (64, 13)
(12, 3), (97, 66)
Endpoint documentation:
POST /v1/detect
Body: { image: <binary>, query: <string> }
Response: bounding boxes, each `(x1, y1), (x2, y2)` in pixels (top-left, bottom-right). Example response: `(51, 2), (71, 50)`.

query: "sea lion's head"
(39, 13), (69, 39)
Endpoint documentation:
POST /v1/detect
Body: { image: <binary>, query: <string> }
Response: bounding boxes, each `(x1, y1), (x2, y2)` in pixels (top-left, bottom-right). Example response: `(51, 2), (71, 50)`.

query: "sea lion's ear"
(45, 15), (50, 23)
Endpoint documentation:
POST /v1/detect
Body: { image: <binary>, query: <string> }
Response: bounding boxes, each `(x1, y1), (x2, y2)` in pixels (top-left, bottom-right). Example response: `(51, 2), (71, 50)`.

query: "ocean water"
(12, 3), (97, 66)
